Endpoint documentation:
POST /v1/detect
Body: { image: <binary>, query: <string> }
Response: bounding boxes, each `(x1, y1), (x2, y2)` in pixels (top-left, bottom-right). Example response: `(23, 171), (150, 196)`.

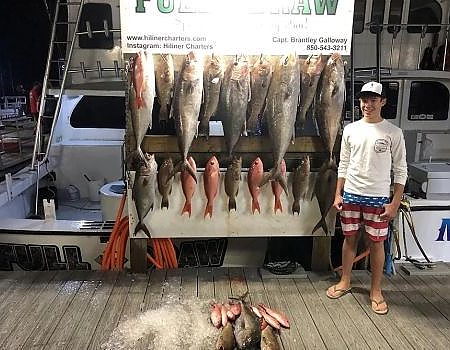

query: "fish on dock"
(292, 155), (311, 215)
(154, 53), (174, 126)
(203, 155), (220, 218)
(157, 157), (174, 209)
(181, 156), (197, 217)
(271, 159), (286, 214)
(247, 157), (264, 214)
(224, 156), (242, 212)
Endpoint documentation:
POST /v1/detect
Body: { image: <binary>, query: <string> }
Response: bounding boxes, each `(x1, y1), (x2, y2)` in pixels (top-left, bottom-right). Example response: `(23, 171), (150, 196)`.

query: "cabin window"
(345, 81), (399, 121)
(70, 96), (125, 128)
(79, 3), (114, 49)
(388, 0), (403, 34)
(370, 0), (386, 33)
(408, 81), (449, 121)
(407, 0), (441, 34)
(353, 0), (366, 34)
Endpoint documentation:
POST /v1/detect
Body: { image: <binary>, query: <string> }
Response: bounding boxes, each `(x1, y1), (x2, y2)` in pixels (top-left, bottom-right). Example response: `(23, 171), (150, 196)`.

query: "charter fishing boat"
(0, 0), (450, 273)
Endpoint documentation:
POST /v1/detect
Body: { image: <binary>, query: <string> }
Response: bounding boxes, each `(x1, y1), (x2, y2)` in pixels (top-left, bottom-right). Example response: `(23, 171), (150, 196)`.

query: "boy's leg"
(369, 240), (387, 307)
(326, 234), (358, 297)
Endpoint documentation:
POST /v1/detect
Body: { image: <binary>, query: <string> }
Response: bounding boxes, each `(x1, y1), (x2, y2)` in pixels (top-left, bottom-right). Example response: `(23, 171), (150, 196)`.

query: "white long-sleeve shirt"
(338, 119), (408, 197)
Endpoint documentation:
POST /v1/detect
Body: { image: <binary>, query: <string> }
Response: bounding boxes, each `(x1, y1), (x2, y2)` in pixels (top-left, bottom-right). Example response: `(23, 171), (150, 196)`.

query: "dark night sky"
(0, 0), (56, 95)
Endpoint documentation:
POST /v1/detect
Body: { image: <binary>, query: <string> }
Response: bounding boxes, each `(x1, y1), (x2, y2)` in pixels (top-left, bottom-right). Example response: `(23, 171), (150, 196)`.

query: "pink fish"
(247, 157), (264, 214)
(210, 303), (222, 328)
(257, 305), (281, 330)
(203, 156), (220, 218)
(259, 303), (290, 328)
(271, 159), (286, 213)
(181, 156), (197, 217)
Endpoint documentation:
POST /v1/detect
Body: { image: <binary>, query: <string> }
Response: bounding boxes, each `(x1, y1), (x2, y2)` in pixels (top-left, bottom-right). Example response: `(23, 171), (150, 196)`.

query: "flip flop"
(371, 299), (389, 315)
(326, 285), (351, 299)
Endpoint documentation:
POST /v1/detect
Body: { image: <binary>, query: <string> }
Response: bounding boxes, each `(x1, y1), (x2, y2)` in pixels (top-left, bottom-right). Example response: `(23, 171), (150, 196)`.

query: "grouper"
(171, 52), (203, 182)
(262, 54), (301, 194)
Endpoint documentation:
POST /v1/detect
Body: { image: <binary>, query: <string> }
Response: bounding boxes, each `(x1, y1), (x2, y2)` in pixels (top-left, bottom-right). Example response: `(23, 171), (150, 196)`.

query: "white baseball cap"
(358, 81), (385, 98)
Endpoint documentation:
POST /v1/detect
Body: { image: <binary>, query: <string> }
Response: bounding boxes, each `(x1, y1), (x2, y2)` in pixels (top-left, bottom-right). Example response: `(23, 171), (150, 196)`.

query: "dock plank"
(293, 277), (347, 350)
(309, 274), (385, 350)
(116, 273), (150, 323)
(88, 272), (134, 350)
(229, 267), (248, 299)
(64, 271), (118, 350)
(389, 272), (450, 344)
(212, 267), (231, 302)
(197, 267), (214, 300)
(180, 267), (198, 299)
(21, 271), (86, 349)
(0, 271), (70, 349)
(354, 271), (434, 349)
(44, 271), (103, 350)
(277, 278), (320, 350)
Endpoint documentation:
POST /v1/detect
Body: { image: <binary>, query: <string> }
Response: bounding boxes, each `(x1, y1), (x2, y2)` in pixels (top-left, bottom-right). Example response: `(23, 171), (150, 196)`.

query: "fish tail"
(204, 202), (213, 218)
(161, 196), (169, 209)
(261, 166), (289, 195)
(182, 201), (192, 217)
(312, 217), (329, 235)
(184, 159), (197, 183)
(228, 197), (236, 212)
(134, 222), (151, 238)
(135, 95), (144, 109)
(252, 198), (260, 214)
(274, 197), (283, 213)
(159, 103), (168, 122)
(292, 201), (300, 215)
(198, 118), (210, 137)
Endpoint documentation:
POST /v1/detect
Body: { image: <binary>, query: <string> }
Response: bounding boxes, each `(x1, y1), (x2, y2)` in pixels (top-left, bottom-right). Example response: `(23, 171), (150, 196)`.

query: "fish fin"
(274, 198), (283, 214)
(312, 217), (329, 235)
(204, 202), (213, 218)
(167, 161), (181, 181)
(135, 95), (144, 109)
(261, 167), (288, 195)
(161, 196), (169, 210)
(182, 201), (192, 217)
(292, 201), (300, 215)
(228, 197), (236, 212)
(134, 222), (151, 238)
(252, 198), (260, 214)
(198, 119), (210, 137)
(184, 160), (198, 183)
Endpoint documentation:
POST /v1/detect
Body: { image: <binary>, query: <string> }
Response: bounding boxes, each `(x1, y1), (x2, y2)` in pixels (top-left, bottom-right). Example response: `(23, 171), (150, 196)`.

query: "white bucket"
(87, 180), (103, 202)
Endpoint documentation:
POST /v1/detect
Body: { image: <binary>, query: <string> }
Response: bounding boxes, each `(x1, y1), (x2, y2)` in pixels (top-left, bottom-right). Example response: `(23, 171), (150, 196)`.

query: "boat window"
(353, 0), (366, 34)
(408, 81), (449, 121)
(388, 0), (403, 34)
(344, 81), (399, 121)
(70, 96), (125, 128)
(370, 0), (386, 33)
(407, 0), (441, 34)
(79, 3), (114, 49)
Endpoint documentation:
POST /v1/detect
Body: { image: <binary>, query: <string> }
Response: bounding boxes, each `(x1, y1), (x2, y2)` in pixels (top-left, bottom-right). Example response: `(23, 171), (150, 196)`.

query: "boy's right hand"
(333, 194), (343, 211)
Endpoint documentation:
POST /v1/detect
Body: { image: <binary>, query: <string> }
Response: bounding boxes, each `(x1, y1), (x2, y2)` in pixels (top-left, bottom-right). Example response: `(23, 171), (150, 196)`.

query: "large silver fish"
(247, 56), (272, 134)
(234, 300), (261, 349)
(315, 53), (345, 159)
(296, 55), (327, 131)
(224, 156), (242, 212)
(292, 155), (310, 215)
(129, 51), (155, 162)
(157, 157), (173, 209)
(171, 52), (203, 181)
(217, 56), (251, 157)
(132, 153), (157, 237)
(261, 325), (281, 350)
(199, 54), (224, 137)
(262, 54), (301, 194)
(154, 54), (174, 126)
(312, 159), (337, 235)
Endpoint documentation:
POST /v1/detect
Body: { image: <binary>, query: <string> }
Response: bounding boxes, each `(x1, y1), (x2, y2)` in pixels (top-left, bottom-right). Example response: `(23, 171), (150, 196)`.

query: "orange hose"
(101, 191), (128, 270)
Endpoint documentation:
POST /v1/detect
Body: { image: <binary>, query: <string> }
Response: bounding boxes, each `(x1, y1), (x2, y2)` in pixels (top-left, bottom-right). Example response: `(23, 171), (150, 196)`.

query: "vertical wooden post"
(130, 238), (148, 273)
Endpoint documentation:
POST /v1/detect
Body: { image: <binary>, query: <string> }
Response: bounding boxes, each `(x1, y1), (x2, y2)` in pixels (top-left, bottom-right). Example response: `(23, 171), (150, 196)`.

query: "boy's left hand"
(380, 202), (399, 221)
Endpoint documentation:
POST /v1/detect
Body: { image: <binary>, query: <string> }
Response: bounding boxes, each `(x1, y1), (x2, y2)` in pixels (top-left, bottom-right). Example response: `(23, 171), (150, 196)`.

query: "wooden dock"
(0, 267), (450, 349)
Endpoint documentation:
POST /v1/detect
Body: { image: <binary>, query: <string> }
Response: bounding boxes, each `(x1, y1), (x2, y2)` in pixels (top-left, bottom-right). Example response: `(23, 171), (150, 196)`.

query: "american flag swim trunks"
(340, 191), (390, 242)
